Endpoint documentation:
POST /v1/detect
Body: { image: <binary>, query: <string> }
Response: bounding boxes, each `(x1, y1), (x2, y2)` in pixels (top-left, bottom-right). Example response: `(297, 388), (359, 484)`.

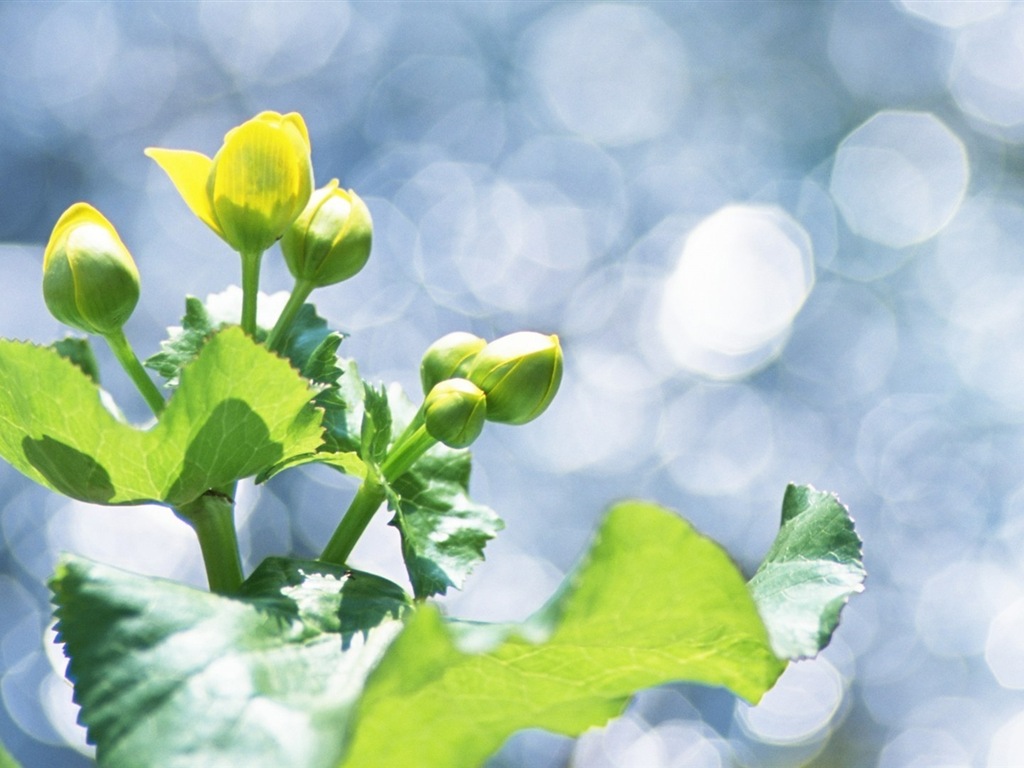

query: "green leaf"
(145, 296), (215, 387)
(146, 292), (344, 390)
(258, 449), (367, 483)
(50, 490), (861, 768)
(359, 384), (391, 465)
(51, 555), (411, 768)
(317, 356), (365, 455)
(748, 483), (865, 659)
(389, 445), (502, 599)
(0, 327), (323, 505)
(275, 303), (343, 376)
(51, 337), (100, 384)
(0, 739), (22, 768)
(340, 501), (786, 768)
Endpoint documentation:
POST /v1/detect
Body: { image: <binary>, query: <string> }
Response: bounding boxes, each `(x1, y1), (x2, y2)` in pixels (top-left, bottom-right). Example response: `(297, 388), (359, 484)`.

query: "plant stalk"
(265, 278), (315, 353)
(176, 492), (244, 594)
(105, 327), (166, 417)
(380, 424), (436, 480)
(240, 250), (264, 337)
(319, 475), (386, 565)
(319, 425), (439, 565)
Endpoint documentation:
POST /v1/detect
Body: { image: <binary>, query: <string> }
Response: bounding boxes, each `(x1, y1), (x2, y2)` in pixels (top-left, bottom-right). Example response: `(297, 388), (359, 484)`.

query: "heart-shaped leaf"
(0, 327), (322, 506)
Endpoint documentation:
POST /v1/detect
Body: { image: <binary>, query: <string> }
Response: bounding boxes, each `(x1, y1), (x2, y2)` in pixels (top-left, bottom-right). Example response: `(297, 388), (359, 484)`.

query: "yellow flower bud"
(281, 180), (372, 287)
(42, 203), (140, 336)
(423, 378), (487, 448)
(145, 111), (313, 254)
(420, 332), (486, 396)
(467, 332), (563, 425)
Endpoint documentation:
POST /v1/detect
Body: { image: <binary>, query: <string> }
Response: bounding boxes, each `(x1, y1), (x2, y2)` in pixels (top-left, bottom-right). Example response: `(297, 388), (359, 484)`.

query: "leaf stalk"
(265, 278), (315, 353)
(104, 327), (166, 417)
(319, 425), (439, 565)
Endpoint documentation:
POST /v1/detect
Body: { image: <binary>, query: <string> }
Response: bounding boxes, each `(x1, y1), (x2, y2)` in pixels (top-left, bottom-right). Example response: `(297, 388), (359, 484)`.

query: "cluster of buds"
(419, 331), (563, 448)
(40, 112), (377, 413)
(38, 110), (563, 474)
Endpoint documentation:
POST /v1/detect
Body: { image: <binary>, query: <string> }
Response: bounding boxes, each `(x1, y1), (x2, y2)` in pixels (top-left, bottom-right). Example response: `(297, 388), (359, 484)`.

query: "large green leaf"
(51, 556), (411, 768)
(748, 483), (865, 659)
(0, 327), (323, 505)
(51, 488), (862, 768)
(340, 500), (786, 767)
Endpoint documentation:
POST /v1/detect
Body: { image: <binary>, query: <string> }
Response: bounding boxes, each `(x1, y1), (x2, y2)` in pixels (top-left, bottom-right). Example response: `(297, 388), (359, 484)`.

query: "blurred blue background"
(1, 1), (1021, 765)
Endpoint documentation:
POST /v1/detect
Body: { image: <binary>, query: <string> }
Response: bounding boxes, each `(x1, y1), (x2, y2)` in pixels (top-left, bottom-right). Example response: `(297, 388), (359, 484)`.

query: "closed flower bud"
(145, 111), (313, 254)
(43, 203), (140, 336)
(467, 332), (563, 425)
(423, 378), (487, 448)
(281, 180), (372, 287)
(420, 332), (486, 396)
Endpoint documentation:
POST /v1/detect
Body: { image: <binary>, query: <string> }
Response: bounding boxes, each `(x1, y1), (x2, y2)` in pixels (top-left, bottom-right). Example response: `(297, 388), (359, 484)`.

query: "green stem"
(380, 424), (436, 480)
(319, 475), (386, 565)
(319, 425), (438, 565)
(240, 250), (264, 337)
(105, 327), (165, 416)
(176, 492), (244, 594)
(265, 278), (315, 353)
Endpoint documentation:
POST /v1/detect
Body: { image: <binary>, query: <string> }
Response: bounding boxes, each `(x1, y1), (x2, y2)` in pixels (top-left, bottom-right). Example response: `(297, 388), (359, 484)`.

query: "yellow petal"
(249, 111), (311, 152)
(143, 148), (222, 237)
(281, 112), (311, 152)
(209, 116), (313, 253)
(44, 203), (126, 270)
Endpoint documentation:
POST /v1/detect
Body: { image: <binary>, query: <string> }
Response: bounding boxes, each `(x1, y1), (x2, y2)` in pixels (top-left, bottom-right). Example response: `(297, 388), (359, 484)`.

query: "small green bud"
(467, 332), (563, 425)
(420, 331), (487, 396)
(42, 203), (141, 336)
(423, 378), (487, 448)
(281, 179), (373, 287)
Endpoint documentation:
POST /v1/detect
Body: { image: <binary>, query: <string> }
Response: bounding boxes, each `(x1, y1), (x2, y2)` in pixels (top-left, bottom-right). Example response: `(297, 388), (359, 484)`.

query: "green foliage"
(0, 328), (322, 505)
(52, 556), (410, 768)
(144, 296), (216, 387)
(749, 484), (865, 658)
(51, 337), (99, 384)
(388, 445), (503, 598)
(359, 384), (391, 465)
(52, 490), (864, 768)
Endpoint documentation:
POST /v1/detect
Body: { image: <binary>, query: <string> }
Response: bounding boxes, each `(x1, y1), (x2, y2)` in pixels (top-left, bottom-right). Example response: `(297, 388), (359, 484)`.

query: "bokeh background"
(0, 1), (1021, 765)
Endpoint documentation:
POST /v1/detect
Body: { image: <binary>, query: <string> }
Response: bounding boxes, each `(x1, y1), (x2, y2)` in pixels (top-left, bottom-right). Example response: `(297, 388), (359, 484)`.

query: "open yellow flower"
(145, 111), (313, 255)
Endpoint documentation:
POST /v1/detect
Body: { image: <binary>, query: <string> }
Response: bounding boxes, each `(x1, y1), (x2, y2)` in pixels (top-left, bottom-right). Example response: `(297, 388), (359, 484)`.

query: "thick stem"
(265, 278), (315, 353)
(319, 475), (386, 565)
(176, 492), (244, 594)
(240, 250), (264, 337)
(105, 327), (165, 416)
